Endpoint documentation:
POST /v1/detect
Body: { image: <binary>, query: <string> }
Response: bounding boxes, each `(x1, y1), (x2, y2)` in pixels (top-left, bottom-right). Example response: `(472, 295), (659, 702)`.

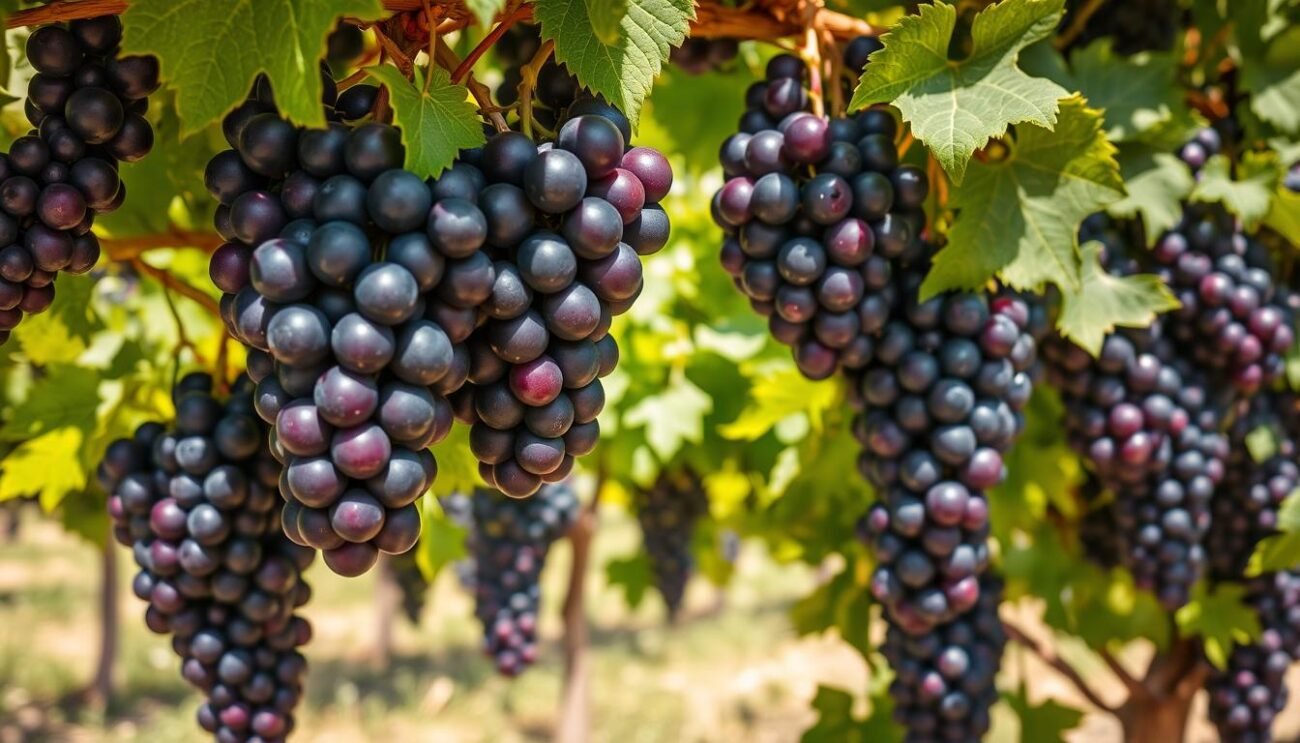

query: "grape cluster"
(103, 373), (312, 743)
(1044, 314), (1230, 608)
(882, 576), (1005, 742)
(471, 484), (579, 675)
(389, 492), (477, 624)
(1285, 162), (1299, 194)
(1208, 393), (1300, 580)
(1205, 571), (1300, 742)
(855, 267), (1037, 632)
(1061, 0), (1181, 55)
(208, 89), (478, 576)
(669, 37), (740, 75)
(0, 17), (159, 344)
(1077, 475), (1123, 569)
(714, 48), (929, 379)
(1149, 211), (1293, 395)
(456, 113), (672, 497)
(635, 471), (708, 619)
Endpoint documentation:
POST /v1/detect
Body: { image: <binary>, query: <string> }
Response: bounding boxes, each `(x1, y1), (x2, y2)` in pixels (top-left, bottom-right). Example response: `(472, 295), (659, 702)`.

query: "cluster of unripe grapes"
(470, 484), (579, 675)
(103, 374), (312, 743)
(634, 471), (708, 619)
(714, 48), (928, 379)
(0, 16), (159, 344)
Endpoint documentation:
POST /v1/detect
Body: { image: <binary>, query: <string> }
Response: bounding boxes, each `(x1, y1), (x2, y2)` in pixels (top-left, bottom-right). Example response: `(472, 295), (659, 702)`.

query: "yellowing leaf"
(623, 379), (712, 460)
(0, 428), (87, 506)
(1175, 582), (1260, 669)
(922, 97), (1124, 298)
(719, 366), (839, 441)
(850, 0), (1069, 183)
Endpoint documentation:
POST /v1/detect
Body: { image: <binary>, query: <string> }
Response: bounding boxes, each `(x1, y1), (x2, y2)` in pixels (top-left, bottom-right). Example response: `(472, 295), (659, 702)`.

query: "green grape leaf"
(1191, 153), (1281, 228)
(0, 428), (87, 506)
(1056, 242), (1180, 355)
(718, 365), (839, 441)
(1248, 490), (1300, 576)
(366, 65), (486, 179)
(464, 0), (508, 28)
(121, 0), (385, 135)
(1241, 25), (1300, 133)
(1264, 187), (1300, 244)
(0, 365), (103, 442)
(850, 0), (1070, 184)
(533, 0), (694, 125)
(1246, 424), (1281, 463)
(429, 425), (482, 496)
(415, 494), (469, 582)
(605, 552), (653, 609)
(801, 685), (902, 743)
(1175, 582), (1260, 669)
(1107, 146), (1195, 244)
(587, 0), (631, 44)
(1071, 42), (1190, 143)
(1005, 688), (1084, 743)
(921, 97), (1125, 298)
(58, 490), (110, 547)
(623, 379), (712, 461)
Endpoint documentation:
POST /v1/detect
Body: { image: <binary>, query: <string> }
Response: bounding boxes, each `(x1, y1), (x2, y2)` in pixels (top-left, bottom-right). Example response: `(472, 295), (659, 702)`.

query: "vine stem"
(1003, 621), (1118, 714)
(6, 1), (876, 41)
(433, 37), (510, 132)
(137, 258), (206, 366)
(518, 38), (555, 141)
(100, 229), (224, 261)
(451, 0), (529, 84)
(1054, 0), (1107, 50)
(130, 258), (221, 318)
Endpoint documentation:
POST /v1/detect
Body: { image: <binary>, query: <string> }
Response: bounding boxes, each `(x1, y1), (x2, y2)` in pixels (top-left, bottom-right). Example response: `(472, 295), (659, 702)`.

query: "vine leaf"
(1239, 23), (1300, 133)
(1175, 583), (1260, 670)
(849, 0), (1069, 184)
(1057, 242), (1179, 356)
(464, 0), (508, 28)
(605, 553), (653, 609)
(1248, 491), (1300, 576)
(0, 428), (87, 507)
(1263, 187), (1300, 245)
(921, 96), (1124, 299)
(718, 365), (838, 441)
(366, 65), (486, 179)
(1191, 153), (1281, 229)
(1107, 146), (1194, 244)
(623, 379), (712, 461)
(1005, 688), (1083, 743)
(801, 684), (901, 743)
(415, 495), (468, 582)
(533, 0), (694, 125)
(121, 0), (385, 135)
(1070, 41), (1191, 144)
(587, 0), (631, 44)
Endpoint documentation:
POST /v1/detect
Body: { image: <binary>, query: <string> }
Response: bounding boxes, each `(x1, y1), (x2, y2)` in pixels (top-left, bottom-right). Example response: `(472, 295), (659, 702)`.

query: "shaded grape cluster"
(207, 81), (482, 576)
(1076, 475), (1123, 569)
(855, 266), (1037, 632)
(1061, 0), (1181, 55)
(714, 48), (929, 379)
(635, 471), (708, 619)
(882, 576), (1005, 743)
(471, 484), (579, 675)
(389, 492), (477, 624)
(1208, 392), (1300, 580)
(669, 36), (740, 75)
(1205, 571), (1300, 742)
(103, 373), (312, 743)
(0, 16), (159, 344)
(456, 112), (672, 497)
(1044, 219), (1231, 610)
